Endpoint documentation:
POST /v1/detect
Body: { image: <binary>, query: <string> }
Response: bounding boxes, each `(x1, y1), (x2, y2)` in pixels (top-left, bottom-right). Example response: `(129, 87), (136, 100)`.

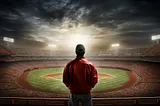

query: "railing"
(0, 97), (160, 106)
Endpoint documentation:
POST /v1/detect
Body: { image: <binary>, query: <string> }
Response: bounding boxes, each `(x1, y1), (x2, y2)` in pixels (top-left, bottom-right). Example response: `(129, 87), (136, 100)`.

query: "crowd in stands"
(98, 48), (150, 56)
(0, 59), (160, 98)
(0, 60), (69, 97)
(0, 46), (15, 56)
(9, 47), (75, 57)
(92, 61), (160, 97)
(0, 44), (160, 98)
(1, 54), (160, 63)
(97, 45), (160, 56)
(0, 44), (159, 59)
(145, 44), (160, 56)
(1, 44), (159, 57)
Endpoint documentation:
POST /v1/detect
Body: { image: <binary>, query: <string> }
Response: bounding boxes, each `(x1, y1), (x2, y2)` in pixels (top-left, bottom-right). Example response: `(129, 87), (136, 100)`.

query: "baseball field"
(18, 67), (137, 93)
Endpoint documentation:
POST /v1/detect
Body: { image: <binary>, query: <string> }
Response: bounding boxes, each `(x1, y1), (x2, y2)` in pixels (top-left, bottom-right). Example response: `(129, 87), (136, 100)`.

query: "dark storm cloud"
(0, 0), (36, 39)
(0, 0), (160, 47)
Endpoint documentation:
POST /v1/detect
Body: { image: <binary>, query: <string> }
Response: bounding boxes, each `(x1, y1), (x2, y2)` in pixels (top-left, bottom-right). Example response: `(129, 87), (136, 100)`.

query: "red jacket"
(63, 56), (98, 94)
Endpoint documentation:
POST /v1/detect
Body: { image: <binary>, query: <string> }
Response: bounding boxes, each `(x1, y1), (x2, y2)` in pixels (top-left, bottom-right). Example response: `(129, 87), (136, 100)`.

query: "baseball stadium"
(0, 0), (160, 106)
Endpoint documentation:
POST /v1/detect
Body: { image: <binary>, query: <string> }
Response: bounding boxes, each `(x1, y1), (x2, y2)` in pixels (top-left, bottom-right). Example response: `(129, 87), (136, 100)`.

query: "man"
(63, 44), (98, 106)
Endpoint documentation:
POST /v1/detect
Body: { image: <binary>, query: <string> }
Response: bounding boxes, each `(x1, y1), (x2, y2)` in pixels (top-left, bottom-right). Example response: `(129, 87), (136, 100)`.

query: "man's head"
(75, 44), (85, 56)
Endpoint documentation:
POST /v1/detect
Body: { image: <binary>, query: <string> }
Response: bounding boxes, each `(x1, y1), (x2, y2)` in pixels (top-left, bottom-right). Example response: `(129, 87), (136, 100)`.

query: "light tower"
(111, 43), (120, 55)
(151, 34), (160, 45)
(3, 37), (14, 48)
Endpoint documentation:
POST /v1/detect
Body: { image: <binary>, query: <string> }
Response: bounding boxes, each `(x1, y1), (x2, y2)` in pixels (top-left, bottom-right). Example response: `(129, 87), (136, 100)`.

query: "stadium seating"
(0, 44), (159, 57)
(0, 60), (160, 98)
(145, 44), (160, 56)
(0, 45), (160, 105)
(0, 46), (15, 56)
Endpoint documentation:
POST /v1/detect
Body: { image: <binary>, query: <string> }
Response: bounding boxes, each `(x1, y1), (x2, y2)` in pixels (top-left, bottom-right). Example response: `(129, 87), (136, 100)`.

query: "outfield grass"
(26, 67), (129, 93)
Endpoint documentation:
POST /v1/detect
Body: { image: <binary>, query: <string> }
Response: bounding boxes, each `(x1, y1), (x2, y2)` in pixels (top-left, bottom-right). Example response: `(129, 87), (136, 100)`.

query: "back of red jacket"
(63, 56), (98, 94)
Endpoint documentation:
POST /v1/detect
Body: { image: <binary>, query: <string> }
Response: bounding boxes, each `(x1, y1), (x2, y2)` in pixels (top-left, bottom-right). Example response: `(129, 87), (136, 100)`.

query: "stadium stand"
(145, 44), (160, 56)
(4, 45), (160, 59)
(0, 46), (15, 56)
(9, 47), (75, 57)
(0, 60), (160, 97)
(0, 45), (160, 105)
(99, 48), (150, 56)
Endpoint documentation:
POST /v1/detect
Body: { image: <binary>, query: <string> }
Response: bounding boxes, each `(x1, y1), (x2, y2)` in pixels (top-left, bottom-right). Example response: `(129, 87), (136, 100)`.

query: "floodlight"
(48, 44), (57, 48)
(111, 43), (120, 47)
(3, 37), (14, 43)
(151, 35), (160, 40)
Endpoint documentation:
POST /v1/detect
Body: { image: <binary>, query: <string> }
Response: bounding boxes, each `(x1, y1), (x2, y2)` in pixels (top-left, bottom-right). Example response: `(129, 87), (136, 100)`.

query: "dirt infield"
(42, 73), (114, 79)
(42, 73), (62, 79)
(17, 70), (138, 93)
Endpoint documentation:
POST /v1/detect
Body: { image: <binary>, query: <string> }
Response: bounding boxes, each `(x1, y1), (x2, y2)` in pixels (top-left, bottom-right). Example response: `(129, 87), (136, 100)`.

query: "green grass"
(26, 67), (129, 93)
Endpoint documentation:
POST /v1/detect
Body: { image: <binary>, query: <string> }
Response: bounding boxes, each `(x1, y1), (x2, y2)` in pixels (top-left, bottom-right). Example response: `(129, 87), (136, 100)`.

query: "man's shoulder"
(81, 58), (94, 65)
(66, 59), (74, 66)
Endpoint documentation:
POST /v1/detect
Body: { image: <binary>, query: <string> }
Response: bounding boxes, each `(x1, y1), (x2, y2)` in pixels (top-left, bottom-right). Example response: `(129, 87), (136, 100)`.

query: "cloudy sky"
(0, 0), (160, 49)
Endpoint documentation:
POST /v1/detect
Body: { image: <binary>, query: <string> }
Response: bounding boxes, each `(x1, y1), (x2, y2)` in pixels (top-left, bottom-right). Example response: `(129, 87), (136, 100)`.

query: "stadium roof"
(0, 0), (160, 49)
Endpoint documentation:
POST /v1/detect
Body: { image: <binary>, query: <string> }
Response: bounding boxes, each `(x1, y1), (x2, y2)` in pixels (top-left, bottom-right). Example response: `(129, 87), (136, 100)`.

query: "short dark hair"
(75, 44), (85, 56)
